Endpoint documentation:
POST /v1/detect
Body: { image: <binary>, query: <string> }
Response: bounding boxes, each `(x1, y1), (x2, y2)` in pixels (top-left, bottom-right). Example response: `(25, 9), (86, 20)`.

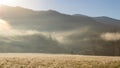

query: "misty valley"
(0, 5), (120, 56)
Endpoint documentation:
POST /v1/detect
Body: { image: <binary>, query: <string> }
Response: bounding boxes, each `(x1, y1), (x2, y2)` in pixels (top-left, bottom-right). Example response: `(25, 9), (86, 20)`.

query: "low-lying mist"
(0, 18), (120, 56)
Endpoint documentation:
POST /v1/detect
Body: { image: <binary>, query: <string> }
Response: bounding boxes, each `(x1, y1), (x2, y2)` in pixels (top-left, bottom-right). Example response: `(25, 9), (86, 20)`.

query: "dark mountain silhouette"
(0, 5), (120, 56)
(1, 5), (115, 31)
(94, 16), (120, 27)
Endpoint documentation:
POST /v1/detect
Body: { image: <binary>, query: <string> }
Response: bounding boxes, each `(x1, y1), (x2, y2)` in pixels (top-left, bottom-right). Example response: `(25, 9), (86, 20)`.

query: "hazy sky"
(1, 0), (120, 19)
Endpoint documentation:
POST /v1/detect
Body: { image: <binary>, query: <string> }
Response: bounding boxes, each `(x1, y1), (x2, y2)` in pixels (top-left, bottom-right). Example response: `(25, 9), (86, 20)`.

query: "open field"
(0, 54), (120, 68)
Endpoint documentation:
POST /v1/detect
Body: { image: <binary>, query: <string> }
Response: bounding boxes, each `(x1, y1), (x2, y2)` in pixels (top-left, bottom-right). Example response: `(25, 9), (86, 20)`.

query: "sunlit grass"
(0, 53), (120, 68)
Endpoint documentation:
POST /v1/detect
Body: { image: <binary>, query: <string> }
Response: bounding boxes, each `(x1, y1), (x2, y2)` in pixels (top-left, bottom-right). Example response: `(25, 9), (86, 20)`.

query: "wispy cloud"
(101, 32), (120, 41)
(0, 19), (49, 37)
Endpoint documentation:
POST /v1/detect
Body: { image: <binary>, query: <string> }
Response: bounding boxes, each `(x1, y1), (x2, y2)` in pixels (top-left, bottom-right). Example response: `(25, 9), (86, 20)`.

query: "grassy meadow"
(0, 54), (120, 68)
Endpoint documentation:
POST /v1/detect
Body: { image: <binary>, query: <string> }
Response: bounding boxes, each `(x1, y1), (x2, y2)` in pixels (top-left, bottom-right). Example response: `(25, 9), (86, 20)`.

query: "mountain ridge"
(0, 5), (119, 20)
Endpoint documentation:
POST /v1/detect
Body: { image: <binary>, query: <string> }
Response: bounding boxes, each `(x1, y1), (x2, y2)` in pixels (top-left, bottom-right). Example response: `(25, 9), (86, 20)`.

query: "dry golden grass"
(0, 53), (120, 68)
